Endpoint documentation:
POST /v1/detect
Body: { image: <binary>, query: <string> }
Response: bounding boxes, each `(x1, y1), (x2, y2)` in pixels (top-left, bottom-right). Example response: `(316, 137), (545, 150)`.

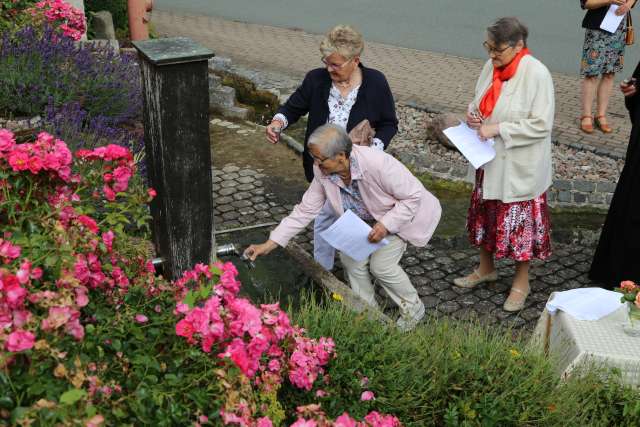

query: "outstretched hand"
(243, 240), (278, 261)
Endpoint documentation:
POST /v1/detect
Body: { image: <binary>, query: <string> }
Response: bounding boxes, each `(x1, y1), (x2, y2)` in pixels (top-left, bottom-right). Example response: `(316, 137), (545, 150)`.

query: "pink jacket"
(269, 145), (442, 248)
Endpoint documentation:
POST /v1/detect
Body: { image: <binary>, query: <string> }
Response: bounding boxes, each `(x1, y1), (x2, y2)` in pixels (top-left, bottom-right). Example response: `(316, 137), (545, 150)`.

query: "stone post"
(132, 37), (215, 280)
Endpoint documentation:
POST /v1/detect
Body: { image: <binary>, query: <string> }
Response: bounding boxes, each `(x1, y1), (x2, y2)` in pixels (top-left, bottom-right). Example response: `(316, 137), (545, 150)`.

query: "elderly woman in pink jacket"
(245, 124), (442, 330)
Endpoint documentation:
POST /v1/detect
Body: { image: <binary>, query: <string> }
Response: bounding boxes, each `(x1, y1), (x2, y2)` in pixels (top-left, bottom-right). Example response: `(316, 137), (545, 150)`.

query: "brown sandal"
(594, 115), (613, 133)
(580, 115), (594, 134)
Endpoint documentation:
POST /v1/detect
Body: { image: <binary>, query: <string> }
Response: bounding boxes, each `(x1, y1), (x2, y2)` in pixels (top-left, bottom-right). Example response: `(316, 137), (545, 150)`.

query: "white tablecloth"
(533, 299), (640, 386)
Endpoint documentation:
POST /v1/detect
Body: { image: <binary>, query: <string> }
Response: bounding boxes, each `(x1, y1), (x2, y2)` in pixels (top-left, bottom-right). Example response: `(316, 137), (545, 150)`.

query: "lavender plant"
(43, 100), (147, 177)
(0, 25), (141, 123)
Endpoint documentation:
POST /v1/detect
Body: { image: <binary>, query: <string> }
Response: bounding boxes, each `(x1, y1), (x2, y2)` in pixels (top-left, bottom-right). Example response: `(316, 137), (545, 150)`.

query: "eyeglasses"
(321, 57), (353, 70)
(309, 153), (334, 165)
(482, 41), (513, 55)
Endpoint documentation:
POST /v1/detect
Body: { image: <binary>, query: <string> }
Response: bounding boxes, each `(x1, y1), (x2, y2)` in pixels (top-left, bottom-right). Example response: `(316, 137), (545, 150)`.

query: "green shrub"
(287, 295), (640, 426)
(0, 0), (37, 33)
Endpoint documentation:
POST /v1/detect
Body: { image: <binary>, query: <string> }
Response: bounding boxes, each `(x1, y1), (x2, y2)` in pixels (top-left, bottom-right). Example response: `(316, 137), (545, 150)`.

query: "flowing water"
(217, 229), (315, 308)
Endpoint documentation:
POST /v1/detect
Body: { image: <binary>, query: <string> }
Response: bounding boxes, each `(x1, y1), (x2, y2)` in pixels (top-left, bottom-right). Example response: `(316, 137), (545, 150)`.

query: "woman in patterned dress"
(453, 17), (555, 312)
(579, 0), (635, 134)
(263, 25), (398, 271)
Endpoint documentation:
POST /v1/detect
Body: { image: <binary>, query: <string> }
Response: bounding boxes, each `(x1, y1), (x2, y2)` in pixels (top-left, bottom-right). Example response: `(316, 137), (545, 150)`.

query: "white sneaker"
(396, 302), (426, 332)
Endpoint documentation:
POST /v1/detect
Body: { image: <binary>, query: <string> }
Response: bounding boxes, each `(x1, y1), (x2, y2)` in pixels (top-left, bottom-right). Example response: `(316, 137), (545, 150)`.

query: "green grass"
(284, 295), (640, 426)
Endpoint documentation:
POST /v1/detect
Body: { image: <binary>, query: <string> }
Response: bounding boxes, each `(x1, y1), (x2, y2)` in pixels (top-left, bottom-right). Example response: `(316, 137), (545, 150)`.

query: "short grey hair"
(308, 124), (352, 158)
(319, 25), (364, 60)
(487, 17), (528, 48)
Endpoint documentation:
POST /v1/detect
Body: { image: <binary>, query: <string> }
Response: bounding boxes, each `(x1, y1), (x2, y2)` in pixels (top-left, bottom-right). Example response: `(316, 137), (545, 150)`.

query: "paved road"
(151, 11), (632, 159)
(154, 0), (640, 76)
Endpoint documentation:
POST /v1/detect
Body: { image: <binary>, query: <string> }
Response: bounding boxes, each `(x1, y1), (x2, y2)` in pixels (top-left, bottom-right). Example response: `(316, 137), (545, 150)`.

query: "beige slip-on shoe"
(503, 286), (530, 312)
(452, 269), (498, 289)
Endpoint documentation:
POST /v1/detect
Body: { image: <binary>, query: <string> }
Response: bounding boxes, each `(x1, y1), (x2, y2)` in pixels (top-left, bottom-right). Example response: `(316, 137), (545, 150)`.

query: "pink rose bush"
(0, 128), (400, 426)
(0, 129), (151, 361)
(29, 0), (86, 40)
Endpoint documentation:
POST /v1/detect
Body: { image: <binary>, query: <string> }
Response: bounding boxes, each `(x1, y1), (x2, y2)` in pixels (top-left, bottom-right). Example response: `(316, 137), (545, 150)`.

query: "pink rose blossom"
(621, 280), (637, 292)
(6, 330), (35, 352)
(77, 215), (99, 234)
(334, 414), (358, 427)
(134, 314), (149, 324)
(256, 417), (273, 427)
(27, 155), (43, 174)
(102, 230), (115, 253)
(8, 148), (29, 171)
(0, 129), (15, 153)
(361, 391), (375, 401)
(290, 420), (317, 427)
(0, 239), (21, 260)
(363, 412), (402, 427)
(103, 184), (116, 201)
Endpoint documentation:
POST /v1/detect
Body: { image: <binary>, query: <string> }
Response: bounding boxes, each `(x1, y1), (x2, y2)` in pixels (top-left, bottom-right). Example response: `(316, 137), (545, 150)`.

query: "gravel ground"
(392, 105), (624, 184)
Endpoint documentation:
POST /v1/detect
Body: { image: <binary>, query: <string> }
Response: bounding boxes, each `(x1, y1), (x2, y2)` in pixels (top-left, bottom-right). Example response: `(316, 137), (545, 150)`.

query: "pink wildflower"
(147, 188), (157, 199)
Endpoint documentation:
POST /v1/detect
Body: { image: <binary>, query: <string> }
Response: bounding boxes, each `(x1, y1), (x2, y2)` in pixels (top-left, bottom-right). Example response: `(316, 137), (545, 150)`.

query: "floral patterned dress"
(580, 12), (627, 77)
(466, 169), (552, 262)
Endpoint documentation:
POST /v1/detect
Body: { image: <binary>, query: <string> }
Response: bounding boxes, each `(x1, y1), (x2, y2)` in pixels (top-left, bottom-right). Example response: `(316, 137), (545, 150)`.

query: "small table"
(533, 299), (640, 386)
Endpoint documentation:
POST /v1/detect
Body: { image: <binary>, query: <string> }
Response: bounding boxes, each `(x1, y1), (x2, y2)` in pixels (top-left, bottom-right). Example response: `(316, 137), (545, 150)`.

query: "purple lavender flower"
(0, 25), (141, 123)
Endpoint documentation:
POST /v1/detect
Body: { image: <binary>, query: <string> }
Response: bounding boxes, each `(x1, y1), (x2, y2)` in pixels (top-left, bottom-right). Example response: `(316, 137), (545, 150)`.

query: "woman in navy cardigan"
(265, 25), (398, 182)
(264, 25), (398, 271)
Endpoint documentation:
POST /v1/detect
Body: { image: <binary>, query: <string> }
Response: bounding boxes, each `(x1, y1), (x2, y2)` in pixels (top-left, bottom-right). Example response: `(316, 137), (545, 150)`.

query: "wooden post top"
(132, 37), (214, 66)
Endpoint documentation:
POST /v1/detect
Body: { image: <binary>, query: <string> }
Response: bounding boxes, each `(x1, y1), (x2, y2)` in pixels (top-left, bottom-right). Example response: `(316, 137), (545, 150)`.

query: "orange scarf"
(478, 48), (530, 119)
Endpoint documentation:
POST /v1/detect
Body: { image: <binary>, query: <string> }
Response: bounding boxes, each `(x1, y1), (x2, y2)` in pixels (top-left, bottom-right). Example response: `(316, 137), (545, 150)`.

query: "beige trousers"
(339, 235), (423, 318)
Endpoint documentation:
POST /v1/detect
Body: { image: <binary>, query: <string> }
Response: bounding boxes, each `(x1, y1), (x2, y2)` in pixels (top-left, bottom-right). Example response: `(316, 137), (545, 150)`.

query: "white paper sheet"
(545, 287), (625, 321)
(442, 122), (496, 169)
(319, 209), (389, 262)
(600, 5), (625, 33)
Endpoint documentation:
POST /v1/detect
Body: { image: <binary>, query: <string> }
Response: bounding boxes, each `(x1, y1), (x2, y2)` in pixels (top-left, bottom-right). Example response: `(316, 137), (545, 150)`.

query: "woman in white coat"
(453, 17), (555, 312)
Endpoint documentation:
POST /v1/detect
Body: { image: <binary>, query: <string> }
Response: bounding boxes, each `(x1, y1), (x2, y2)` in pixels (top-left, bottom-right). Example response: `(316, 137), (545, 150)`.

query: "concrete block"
(573, 180), (595, 192)
(595, 181), (616, 193)
(90, 10), (116, 39)
(552, 179), (572, 191)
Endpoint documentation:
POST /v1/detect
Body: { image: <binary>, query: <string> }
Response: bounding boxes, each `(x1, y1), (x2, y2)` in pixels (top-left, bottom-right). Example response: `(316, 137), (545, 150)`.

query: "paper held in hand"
(600, 5), (625, 33)
(442, 121), (496, 169)
(319, 210), (389, 262)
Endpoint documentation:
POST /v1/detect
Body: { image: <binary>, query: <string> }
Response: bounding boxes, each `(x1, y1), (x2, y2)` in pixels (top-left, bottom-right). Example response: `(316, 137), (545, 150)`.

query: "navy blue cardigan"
(276, 64), (398, 182)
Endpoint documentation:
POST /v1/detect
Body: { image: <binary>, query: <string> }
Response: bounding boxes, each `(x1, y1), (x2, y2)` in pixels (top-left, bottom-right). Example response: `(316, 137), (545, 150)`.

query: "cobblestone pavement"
(211, 119), (599, 332)
(154, 10), (631, 160)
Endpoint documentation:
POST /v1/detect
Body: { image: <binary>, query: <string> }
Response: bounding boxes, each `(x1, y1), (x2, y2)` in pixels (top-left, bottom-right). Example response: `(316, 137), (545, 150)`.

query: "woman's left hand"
(478, 123), (500, 141)
(368, 222), (388, 243)
(616, 1), (632, 15)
